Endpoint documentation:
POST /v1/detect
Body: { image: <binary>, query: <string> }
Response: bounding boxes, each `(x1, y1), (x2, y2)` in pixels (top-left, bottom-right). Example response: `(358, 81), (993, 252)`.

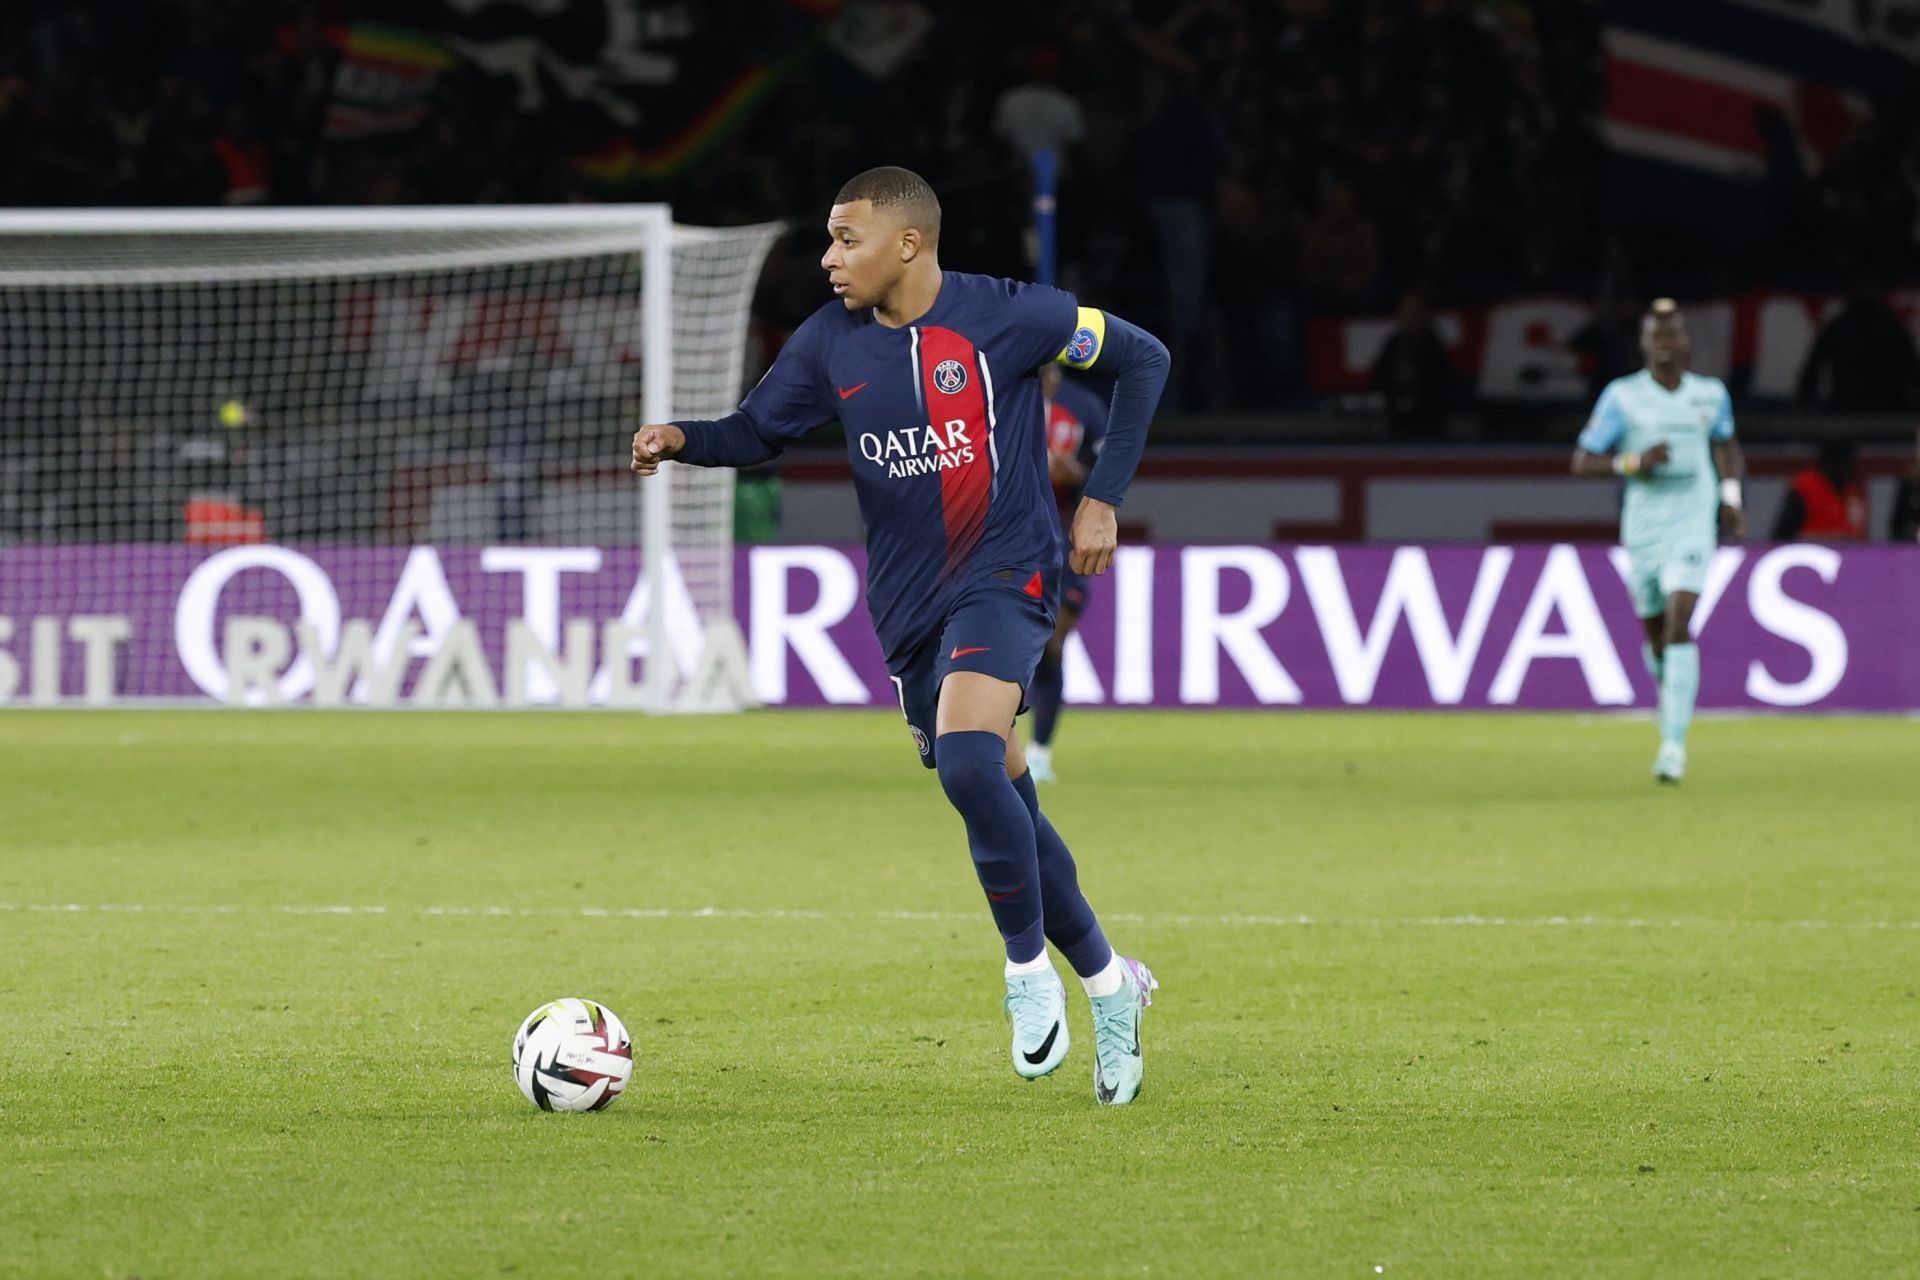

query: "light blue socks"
(1660, 643), (1699, 747)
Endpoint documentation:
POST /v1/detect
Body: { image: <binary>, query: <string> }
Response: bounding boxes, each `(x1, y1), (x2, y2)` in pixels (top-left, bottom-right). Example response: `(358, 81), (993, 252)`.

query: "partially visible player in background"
(1571, 299), (1745, 783)
(1025, 362), (1109, 783)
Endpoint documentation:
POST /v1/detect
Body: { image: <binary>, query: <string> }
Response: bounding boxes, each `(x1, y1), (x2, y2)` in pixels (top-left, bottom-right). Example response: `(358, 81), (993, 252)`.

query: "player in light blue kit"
(1571, 299), (1745, 783)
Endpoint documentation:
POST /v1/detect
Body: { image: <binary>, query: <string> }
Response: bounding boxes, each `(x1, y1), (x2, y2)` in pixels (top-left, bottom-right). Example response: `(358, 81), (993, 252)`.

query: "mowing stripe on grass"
(5, 901), (1920, 931)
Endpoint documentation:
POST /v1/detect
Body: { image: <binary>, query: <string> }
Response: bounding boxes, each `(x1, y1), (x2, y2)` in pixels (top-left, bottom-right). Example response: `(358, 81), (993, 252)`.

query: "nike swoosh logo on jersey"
(837, 382), (868, 400)
(1022, 1020), (1062, 1065)
(950, 646), (991, 658)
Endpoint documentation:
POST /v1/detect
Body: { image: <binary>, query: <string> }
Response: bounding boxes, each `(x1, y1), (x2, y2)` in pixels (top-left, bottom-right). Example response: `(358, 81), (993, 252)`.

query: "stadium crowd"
(2, 0), (1917, 421)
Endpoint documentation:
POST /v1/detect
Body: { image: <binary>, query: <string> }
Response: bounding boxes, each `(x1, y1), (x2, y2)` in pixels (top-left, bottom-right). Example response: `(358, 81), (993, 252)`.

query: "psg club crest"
(933, 359), (968, 394)
(1066, 326), (1098, 364)
(909, 724), (931, 756)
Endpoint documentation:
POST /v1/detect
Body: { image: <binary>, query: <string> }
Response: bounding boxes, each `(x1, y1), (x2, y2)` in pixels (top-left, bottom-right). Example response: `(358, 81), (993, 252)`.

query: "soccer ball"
(511, 998), (634, 1112)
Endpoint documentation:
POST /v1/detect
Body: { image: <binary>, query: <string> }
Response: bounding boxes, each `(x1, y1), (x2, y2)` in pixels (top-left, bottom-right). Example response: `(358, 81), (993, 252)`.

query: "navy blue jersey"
(677, 272), (1087, 663)
(1045, 372), (1110, 521)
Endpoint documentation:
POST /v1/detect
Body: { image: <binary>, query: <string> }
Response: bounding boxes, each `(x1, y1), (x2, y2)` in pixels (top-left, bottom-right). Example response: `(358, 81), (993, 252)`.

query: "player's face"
(1641, 316), (1690, 369)
(822, 201), (906, 310)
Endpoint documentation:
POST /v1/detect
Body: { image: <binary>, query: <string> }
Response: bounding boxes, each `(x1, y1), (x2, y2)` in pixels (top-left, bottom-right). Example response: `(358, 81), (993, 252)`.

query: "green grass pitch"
(3, 710), (1916, 1277)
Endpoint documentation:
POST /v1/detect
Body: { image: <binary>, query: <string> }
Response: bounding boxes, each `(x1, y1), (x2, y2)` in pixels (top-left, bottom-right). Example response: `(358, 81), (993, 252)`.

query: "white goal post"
(0, 205), (784, 711)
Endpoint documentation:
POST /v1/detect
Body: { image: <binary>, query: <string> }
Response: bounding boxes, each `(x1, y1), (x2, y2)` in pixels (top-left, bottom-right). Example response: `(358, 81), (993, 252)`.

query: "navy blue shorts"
(888, 568), (1056, 769)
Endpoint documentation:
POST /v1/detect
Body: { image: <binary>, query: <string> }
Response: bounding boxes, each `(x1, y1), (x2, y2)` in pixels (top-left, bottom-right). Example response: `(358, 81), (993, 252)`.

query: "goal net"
(0, 206), (783, 710)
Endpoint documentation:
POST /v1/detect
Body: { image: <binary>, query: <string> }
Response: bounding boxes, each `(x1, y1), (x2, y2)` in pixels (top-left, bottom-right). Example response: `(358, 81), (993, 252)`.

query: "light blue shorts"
(1624, 542), (1711, 618)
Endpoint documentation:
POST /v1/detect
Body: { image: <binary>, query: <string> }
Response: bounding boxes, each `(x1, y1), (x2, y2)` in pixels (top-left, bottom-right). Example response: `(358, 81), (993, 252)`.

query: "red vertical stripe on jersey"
(916, 326), (993, 576)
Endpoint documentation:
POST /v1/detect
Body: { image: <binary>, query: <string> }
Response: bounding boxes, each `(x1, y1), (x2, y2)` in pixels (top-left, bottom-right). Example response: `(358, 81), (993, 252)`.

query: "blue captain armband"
(1056, 307), (1107, 370)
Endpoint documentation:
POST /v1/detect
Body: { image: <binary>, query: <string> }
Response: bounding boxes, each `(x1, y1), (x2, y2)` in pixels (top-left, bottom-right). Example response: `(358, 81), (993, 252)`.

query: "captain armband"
(1055, 307), (1106, 370)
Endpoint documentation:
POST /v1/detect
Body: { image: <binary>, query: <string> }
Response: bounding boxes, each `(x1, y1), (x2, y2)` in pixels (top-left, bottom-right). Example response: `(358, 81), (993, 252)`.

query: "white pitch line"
(2, 902), (1920, 931)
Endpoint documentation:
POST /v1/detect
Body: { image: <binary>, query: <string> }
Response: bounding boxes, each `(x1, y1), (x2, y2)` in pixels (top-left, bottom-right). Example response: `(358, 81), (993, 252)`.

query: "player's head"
(823, 166), (941, 311)
(1640, 297), (1690, 371)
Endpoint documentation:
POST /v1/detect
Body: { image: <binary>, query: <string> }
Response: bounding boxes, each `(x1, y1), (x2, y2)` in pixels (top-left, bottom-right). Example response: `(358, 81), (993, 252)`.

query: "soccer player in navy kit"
(1024, 362), (1110, 784)
(630, 167), (1170, 1105)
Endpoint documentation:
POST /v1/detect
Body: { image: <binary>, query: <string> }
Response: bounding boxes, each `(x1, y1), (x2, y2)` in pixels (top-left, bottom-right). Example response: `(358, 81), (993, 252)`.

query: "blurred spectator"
(1772, 442), (1869, 541)
(0, 0), (1917, 434)
(1891, 431), (1920, 543)
(1300, 177), (1382, 312)
(828, 0), (934, 83)
(1212, 86), (1305, 407)
(1796, 284), (1920, 413)
(212, 104), (270, 205)
(1127, 5), (1231, 412)
(1369, 290), (1455, 438)
(991, 48), (1084, 168)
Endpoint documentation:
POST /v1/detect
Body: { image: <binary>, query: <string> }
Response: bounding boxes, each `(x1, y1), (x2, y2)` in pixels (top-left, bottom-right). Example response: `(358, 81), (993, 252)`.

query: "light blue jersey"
(1578, 370), (1734, 549)
(1579, 370), (1734, 617)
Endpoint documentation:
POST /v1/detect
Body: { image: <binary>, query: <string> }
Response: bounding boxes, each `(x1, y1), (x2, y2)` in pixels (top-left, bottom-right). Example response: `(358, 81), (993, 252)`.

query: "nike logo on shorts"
(950, 646), (991, 659)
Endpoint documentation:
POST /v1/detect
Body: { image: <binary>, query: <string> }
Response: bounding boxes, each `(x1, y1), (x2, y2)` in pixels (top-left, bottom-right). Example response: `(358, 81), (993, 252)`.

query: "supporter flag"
(1600, 0), (1918, 227)
(336, 0), (839, 182)
(323, 22), (456, 140)
(562, 0), (842, 186)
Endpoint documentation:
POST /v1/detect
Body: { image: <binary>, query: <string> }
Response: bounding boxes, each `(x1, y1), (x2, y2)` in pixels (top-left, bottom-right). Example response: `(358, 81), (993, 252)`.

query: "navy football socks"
(936, 731), (1045, 964)
(1010, 769), (1114, 979)
(1030, 651), (1064, 747)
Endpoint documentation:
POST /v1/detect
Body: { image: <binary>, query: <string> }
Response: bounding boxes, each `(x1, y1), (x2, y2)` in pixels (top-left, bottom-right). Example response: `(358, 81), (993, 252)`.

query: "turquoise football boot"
(1090, 957), (1158, 1106)
(1654, 741), (1686, 785)
(1025, 743), (1057, 784)
(1004, 970), (1070, 1079)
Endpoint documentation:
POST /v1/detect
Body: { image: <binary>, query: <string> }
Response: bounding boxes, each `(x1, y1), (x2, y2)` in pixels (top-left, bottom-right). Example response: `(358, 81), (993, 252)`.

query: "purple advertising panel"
(0, 543), (1915, 710)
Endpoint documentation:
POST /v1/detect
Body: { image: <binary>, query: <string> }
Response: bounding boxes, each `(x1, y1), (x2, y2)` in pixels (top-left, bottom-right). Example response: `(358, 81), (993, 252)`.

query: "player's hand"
(630, 424), (686, 476)
(1069, 497), (1118, 576)
(1638, 442), (1671, 475)
(1048, 450), (1086, 487)
(1719, 502), (1747, 541)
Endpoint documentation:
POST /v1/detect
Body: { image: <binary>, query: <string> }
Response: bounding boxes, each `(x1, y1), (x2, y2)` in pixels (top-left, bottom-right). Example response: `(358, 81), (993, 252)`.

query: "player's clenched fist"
(1069, 496), (1118, 576)
(630, 424), (686, 476)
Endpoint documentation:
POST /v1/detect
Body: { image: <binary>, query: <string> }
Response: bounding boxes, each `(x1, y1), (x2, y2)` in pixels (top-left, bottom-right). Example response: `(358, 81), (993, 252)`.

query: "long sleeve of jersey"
(1076, 311), (1168, 507)
(673, 319), (834, 468)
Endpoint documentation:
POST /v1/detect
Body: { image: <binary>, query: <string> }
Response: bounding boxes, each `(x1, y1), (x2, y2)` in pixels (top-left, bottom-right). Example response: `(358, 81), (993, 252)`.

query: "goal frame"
(0, 203), (750, 712)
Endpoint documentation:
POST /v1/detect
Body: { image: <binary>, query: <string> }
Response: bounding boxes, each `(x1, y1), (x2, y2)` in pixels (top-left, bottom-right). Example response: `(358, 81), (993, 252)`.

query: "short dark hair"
(834, 166), (941, 246)
(1641, 297), (1685, 335)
